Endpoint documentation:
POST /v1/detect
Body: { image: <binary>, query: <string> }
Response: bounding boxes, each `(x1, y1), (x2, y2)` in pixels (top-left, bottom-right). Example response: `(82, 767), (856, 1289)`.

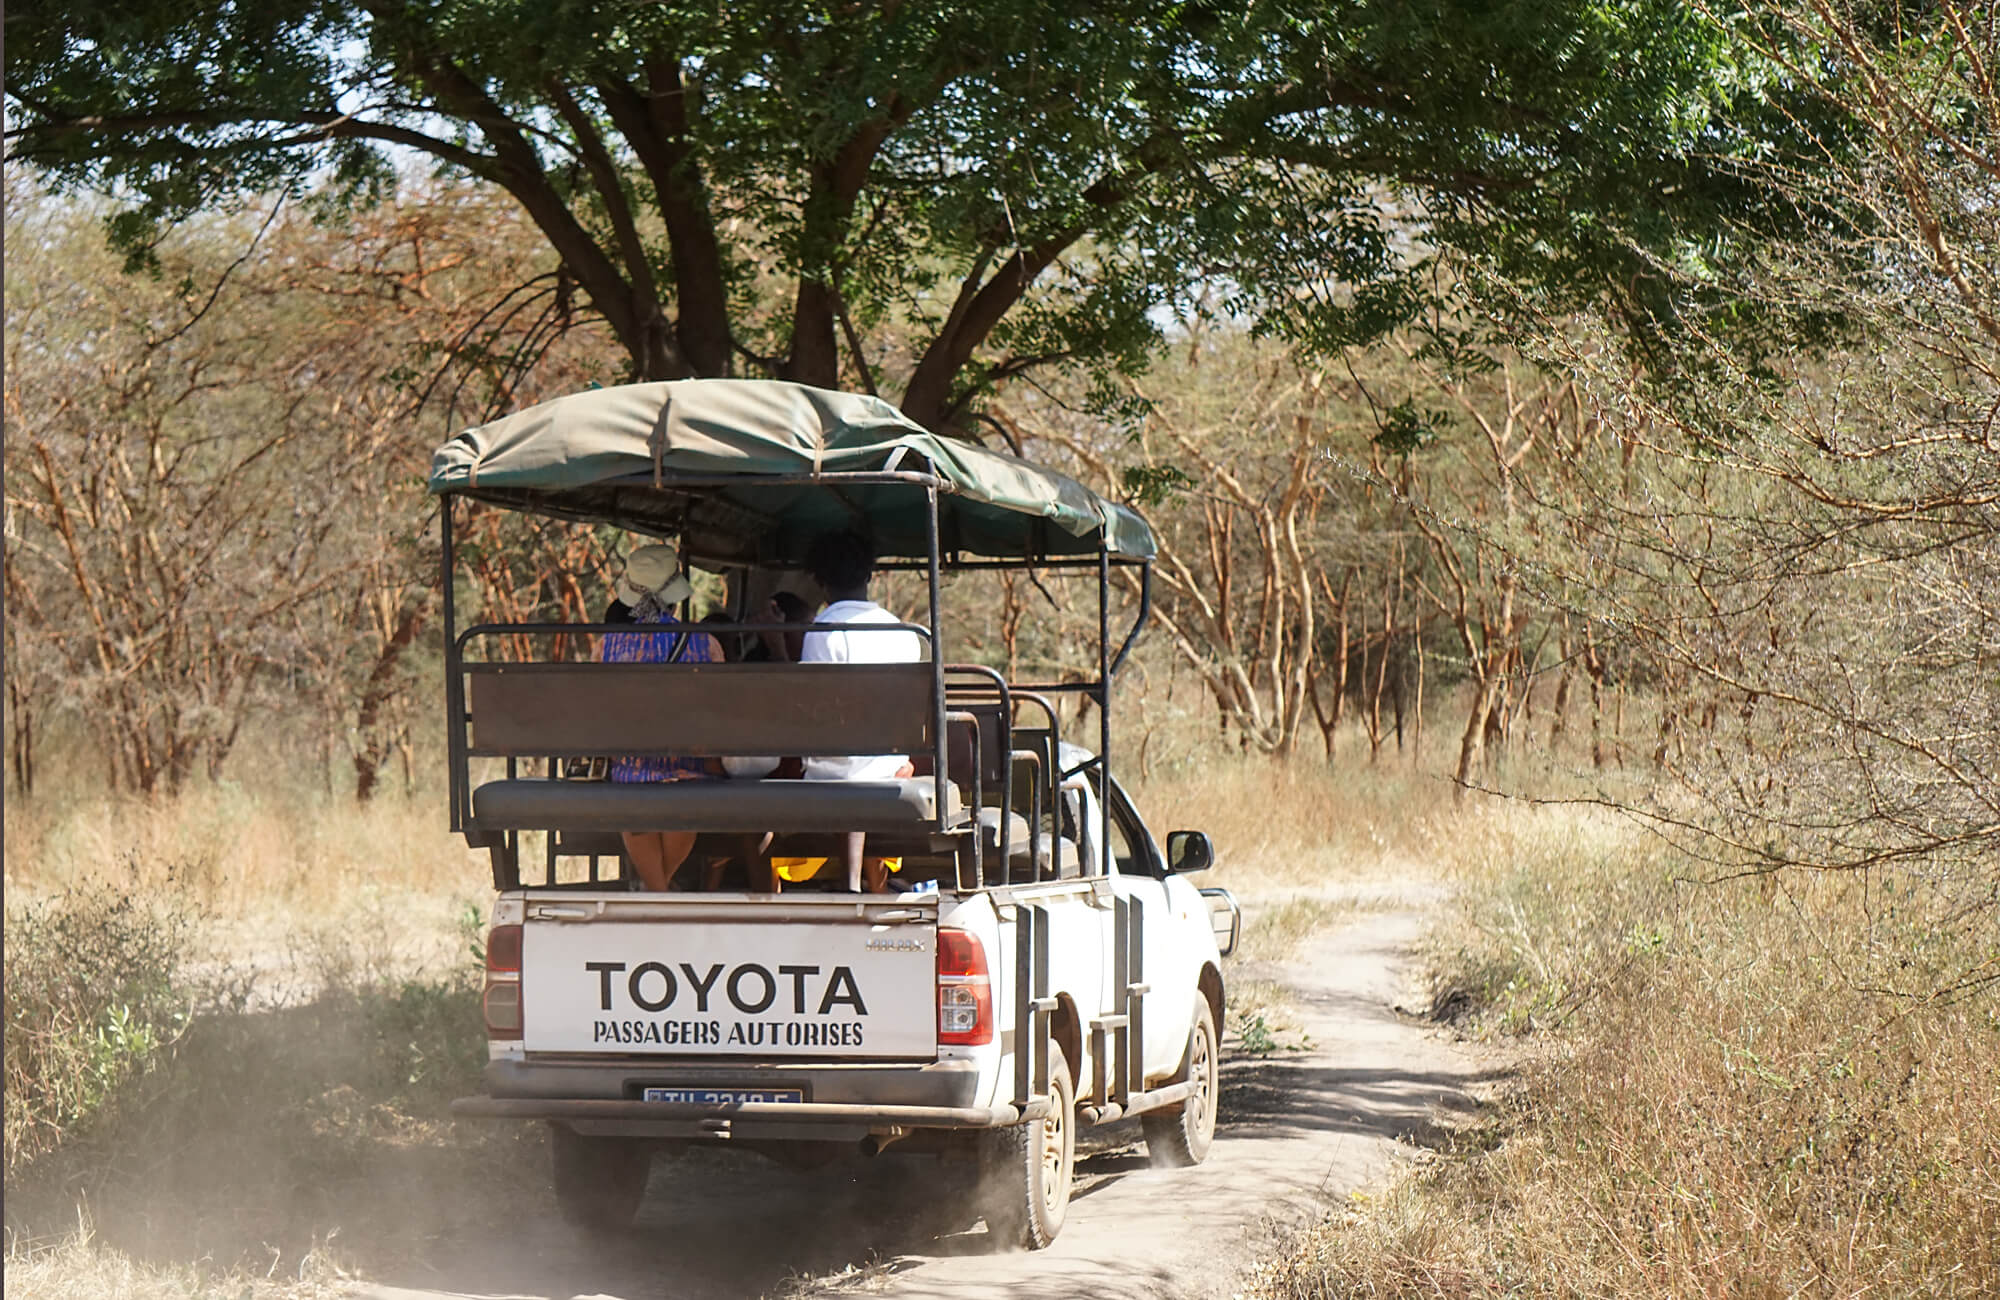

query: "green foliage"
(1236, 1011), (1281, 1057)
(1369, 398), (1449, 456)
(3, 892), (199, 1173)
(361, 973), (487, 1102)
(4, 0), (1858, 428)
(1120, 463), (1196, 507)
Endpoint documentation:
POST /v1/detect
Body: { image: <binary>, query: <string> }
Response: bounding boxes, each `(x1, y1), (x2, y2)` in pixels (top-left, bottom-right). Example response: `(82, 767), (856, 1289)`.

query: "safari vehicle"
(432, 380), (1241, 1248)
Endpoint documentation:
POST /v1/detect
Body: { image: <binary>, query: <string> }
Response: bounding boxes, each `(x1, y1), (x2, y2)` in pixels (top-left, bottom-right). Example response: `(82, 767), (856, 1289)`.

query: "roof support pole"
(925, 480), (953, 877)
(441, 495), (465, 832)
(1099, 545), (1112, 873)
(1111, 560), (1152, 675)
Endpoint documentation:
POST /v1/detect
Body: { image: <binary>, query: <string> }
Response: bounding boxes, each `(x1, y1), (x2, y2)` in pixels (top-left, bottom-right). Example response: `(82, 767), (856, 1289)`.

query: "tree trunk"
(7, 680), (33, 798)
(1454, 676), (1496, 797)
(352, 600), (431, 804)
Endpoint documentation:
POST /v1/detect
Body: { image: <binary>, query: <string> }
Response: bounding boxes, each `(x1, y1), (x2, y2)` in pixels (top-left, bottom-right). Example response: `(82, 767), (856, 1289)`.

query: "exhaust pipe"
(860, 1126), (909, 1156)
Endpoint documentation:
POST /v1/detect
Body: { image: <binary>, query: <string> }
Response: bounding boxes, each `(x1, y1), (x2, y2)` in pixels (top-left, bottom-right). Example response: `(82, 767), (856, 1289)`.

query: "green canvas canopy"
(427, 380), (1155, 566)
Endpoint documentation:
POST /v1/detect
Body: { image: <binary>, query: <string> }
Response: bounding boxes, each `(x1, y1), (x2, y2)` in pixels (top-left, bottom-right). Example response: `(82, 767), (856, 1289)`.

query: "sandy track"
(353, 898), (1484, 1300)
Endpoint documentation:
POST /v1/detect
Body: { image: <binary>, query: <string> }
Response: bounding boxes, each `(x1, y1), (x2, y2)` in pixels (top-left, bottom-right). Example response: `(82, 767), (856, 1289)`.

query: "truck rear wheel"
(1143, 996), (1218, 1167)
(980, 1043), (1075, 1250)
(550, 1125), (650, 1231)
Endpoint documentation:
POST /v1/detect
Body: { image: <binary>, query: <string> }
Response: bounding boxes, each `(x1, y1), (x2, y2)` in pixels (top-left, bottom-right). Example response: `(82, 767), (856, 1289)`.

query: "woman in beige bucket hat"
(597, 545), (721, 889)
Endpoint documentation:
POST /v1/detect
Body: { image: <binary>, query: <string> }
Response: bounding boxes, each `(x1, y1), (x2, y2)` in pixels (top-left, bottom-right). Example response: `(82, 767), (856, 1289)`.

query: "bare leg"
(843, 831), (866, 893)
(622, 832), (669, 891)
(737, 833), (780, 894)
(621, 831), (698, 891)
(704, 833), (774, 891)
(659, 832), (698, 886)
(862, 857), (893, 893)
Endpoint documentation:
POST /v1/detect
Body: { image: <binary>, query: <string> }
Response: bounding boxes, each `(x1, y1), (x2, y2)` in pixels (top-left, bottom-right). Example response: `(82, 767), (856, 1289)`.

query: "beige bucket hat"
(615, 545), (693, 608)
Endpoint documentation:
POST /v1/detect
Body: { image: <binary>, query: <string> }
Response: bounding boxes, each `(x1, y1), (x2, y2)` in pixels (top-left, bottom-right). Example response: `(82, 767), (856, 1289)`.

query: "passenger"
(744, 590), (813, 664)
(598, 546), (724, 891)
(721, 591), (810, 780)
(698, 609), (737, 659)
(799, 529), (923, 893)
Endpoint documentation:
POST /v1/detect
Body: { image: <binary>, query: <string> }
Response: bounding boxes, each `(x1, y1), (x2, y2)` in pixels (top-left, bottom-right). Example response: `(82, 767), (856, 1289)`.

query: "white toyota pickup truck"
(431, 379), (1241, 1248)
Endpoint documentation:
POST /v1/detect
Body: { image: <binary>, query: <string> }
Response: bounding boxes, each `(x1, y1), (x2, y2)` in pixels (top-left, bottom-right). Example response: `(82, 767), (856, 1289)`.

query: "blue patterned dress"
(598, 614), (723, 783)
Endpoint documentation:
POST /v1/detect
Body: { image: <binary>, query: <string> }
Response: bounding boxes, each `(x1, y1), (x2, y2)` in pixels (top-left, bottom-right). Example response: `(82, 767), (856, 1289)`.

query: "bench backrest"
(467, 661), (935, 759)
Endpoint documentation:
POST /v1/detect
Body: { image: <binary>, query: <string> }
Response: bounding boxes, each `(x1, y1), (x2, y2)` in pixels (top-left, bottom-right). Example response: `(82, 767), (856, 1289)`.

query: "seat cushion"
(472, 777), (958, 833)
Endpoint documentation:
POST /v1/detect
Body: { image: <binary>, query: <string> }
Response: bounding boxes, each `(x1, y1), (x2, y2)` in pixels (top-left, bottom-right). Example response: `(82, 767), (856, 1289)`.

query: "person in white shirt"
(798, 530), (924, 892)
(801, 530), (924, 781)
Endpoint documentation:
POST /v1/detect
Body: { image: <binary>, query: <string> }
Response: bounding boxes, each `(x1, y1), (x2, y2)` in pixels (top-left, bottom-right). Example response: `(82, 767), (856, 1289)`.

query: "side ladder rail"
(1012, 904), (1056, 1108)
(1089, 892), (1144, 1108)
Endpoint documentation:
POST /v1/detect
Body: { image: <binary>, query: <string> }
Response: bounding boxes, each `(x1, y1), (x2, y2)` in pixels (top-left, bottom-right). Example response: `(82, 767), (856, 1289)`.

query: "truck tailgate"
(519, 895), (938, 1060)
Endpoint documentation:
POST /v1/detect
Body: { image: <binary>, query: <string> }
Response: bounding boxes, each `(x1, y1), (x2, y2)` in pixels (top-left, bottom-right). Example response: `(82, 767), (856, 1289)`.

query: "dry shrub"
(3, 892), (206, 1175)
(1254, 808), (2000, 1298)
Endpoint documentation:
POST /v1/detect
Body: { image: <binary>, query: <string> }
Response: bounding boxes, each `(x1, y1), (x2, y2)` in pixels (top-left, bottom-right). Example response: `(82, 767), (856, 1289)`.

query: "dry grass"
(2, 782), (483, 914)
(1127, 733), (1468, 894)
(3, 1215), (352, 1300)
(1248, 799), (2000, 1299)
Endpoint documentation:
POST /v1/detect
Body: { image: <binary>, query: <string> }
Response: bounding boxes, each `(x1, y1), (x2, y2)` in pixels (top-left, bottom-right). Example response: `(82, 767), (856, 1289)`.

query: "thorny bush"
(3, 890), (201, 1173)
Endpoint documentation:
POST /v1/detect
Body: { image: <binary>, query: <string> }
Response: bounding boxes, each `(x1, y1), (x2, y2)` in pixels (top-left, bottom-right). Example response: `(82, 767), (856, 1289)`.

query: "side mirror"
(1167, 830), (1214, 874)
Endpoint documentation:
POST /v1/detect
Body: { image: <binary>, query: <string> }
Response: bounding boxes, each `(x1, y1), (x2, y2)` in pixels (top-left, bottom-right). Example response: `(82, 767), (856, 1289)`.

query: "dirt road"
(354, 894), (1484, 1300)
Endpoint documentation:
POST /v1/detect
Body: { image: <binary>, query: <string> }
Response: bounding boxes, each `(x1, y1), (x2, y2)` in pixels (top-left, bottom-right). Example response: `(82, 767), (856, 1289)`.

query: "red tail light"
(936, 928), (992, 1046)
(485, 924), (523, 972)
(484, 924), (523, 1040)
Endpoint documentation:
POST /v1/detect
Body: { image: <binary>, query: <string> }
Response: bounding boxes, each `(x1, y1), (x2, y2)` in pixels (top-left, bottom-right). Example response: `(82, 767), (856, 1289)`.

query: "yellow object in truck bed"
(770, 856), (903, 883)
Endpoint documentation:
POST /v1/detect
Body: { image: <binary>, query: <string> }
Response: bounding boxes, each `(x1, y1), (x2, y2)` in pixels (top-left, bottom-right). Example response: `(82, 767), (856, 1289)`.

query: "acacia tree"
(1023, 340), (1332, 754)
(3, 186), (356, 794)
(1477, 0), (1999, 888)
(2, 180), (626, 798)
(8, 0), (1847, 432)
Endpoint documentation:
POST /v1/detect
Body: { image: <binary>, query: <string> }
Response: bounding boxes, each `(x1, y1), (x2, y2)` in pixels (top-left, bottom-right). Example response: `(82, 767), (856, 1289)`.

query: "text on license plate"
(642, 1087), (804, 1105)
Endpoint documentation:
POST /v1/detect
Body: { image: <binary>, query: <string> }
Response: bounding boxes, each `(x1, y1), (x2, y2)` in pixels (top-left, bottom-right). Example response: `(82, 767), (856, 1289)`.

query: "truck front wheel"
(1143, 995), (1218, 1167)
(550, 1125), (650, 1231)
(980, 1043), (1075, 1249)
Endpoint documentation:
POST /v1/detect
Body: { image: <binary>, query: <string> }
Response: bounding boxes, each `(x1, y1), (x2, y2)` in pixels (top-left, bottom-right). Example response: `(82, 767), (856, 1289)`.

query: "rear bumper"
(458, 1055), (1013, 1140)
(482, 1055), (981, 1104)
(450, 1095), (1045, 1141)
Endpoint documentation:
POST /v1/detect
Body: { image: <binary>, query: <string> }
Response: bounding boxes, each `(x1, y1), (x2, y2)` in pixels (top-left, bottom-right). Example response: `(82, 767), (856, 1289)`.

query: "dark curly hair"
(806, 529), (876, 593)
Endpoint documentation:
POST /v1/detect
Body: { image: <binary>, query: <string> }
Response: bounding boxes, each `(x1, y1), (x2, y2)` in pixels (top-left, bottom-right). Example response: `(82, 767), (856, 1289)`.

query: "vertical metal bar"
(925, 483), (948, 850)
(1111, 894), (1129, 1105)
(1128, 893), (1146, 1099)
(1014, 904), (1033, 1106)
(441, 495), (465, 832)
(1033, 905), (1051, 1099)
(968, 715), (984, 888)
(1028, 757), (1042, 882)
(1097, 546), (1111, 882)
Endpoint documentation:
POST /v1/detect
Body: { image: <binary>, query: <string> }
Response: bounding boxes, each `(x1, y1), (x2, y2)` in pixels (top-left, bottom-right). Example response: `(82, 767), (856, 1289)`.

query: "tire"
(550, 1125), (650, 1231)
(1143, 995), (1218, 1167)
(980, 1043), (1075, 1250)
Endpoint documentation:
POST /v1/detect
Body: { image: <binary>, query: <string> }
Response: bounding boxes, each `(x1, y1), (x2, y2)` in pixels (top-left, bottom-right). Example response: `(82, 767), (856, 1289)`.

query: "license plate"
(642, 1087), (804, 1105)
